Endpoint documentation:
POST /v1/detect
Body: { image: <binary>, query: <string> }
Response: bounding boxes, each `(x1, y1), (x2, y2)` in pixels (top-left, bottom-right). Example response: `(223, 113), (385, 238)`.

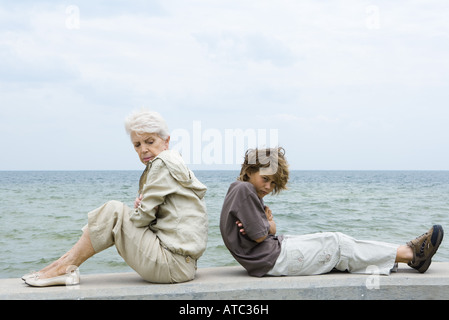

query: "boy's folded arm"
(234, 188), (272, 243)
(251, 220), (276, 242)
(254, 234), (268, 243)
(245, 224), (270, 243)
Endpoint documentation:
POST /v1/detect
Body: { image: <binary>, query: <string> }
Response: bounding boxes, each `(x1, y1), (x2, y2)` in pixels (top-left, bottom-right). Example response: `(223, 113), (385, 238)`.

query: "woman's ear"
(164, 135), (170, 150)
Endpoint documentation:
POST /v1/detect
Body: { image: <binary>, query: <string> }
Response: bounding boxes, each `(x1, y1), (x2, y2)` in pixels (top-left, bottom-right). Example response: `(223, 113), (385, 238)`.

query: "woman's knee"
(104, 200), (126, 210)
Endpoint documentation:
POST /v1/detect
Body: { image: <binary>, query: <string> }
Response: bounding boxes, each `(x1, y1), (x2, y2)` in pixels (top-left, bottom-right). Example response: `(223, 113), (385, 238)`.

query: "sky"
(1, 0), (448, 171)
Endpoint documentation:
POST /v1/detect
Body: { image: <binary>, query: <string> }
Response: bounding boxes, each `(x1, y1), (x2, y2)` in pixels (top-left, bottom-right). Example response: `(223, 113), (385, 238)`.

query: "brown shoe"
(407, 225), (444, 273)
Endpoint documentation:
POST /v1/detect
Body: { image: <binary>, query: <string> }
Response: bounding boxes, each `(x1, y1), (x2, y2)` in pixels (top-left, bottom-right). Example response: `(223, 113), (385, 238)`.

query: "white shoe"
(21, 271), (38, 281)
(25, 266), (80, 287)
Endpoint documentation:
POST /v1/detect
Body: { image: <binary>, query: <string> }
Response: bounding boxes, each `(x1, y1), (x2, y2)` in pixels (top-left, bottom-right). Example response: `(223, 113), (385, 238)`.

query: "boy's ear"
(240, 169), (250, 181)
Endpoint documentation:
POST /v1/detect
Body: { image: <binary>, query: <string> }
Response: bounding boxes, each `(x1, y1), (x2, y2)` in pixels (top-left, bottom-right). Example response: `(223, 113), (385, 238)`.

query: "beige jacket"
(130, 150), (208, 260)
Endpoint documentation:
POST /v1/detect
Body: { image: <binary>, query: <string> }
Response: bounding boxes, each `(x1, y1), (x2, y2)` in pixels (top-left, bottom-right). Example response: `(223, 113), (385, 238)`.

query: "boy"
(220, 147), (444, 277)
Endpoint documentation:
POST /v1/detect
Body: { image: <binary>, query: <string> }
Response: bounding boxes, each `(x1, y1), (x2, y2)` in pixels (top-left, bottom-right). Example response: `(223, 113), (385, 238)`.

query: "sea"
(1, 170), (448, 279)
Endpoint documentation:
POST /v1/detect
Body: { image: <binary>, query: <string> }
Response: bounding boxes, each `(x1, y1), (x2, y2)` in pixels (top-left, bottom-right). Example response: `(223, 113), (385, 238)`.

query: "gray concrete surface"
(1, 262), (448, 300)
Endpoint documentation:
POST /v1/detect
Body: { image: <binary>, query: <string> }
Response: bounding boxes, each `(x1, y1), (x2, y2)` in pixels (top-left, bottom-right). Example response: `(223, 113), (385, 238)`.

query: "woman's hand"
(135, 194), (159, 214)
(134, 194), (143, 209)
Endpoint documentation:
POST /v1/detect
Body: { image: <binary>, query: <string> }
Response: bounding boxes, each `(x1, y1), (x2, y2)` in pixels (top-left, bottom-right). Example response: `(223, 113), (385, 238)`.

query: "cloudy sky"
(1, 0), (448, 171)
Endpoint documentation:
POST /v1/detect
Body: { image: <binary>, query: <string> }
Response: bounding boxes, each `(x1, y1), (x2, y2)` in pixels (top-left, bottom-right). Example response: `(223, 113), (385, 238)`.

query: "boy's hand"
(235, 207), (275, 241)
(236, 220), (246, 235)
(264, 206), (276, 235)
(264, 206), (273, 221)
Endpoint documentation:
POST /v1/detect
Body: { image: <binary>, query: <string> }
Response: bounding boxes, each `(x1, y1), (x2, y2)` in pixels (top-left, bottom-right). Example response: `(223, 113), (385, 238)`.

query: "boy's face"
(247, 171), (276, 199)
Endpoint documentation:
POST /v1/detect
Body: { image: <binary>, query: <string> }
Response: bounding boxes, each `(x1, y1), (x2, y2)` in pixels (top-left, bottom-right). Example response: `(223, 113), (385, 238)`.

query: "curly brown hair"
(238, 147), (289, 195)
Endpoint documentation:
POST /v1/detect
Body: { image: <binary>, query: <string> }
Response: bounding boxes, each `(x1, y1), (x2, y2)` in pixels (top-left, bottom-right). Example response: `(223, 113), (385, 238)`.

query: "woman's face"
(131, 132), (170, 165)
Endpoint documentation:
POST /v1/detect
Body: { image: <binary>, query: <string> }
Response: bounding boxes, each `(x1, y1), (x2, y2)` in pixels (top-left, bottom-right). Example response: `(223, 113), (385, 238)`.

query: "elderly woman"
(23, 110), (208, 286)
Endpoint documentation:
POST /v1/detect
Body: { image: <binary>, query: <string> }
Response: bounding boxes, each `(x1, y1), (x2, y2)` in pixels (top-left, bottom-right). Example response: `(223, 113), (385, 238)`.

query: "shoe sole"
(416, 224), (444, 273)
(25, 276), (80, 287)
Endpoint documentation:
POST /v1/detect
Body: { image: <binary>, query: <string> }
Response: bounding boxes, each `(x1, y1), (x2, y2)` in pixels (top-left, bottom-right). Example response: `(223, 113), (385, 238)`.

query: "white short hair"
(124, 109), (169, 140)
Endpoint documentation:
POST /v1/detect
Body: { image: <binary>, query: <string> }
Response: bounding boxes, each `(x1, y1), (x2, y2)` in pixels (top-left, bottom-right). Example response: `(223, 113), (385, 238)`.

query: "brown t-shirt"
(220, 181), (283, 277)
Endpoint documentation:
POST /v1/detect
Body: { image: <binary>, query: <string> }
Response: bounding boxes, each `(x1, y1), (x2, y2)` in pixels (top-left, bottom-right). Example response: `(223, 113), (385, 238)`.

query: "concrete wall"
(1, 262), (449, 300)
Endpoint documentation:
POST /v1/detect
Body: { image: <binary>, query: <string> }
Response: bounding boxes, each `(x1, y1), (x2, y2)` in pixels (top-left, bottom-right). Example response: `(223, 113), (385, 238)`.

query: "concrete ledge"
(1, 262), (449, 300)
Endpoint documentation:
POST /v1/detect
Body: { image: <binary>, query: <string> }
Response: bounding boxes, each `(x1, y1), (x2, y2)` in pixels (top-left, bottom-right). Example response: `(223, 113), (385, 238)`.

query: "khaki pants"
(267, 232), (398, 276)
(84, 200), (196, 283)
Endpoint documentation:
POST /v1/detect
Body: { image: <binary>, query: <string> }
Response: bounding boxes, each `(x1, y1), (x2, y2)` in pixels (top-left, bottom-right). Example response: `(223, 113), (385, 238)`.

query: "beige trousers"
(84, 200), (197, 283)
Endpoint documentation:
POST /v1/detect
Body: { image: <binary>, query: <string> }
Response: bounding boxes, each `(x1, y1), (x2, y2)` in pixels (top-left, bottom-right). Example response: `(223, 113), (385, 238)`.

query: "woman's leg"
(86, 200), (184, 283)
(28, 200), (195, 283)
(35, 229), (95, 279)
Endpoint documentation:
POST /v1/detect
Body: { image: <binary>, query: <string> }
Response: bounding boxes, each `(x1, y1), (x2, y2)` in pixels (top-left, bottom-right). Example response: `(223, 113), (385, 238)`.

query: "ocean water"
(1, 170), (448, 279)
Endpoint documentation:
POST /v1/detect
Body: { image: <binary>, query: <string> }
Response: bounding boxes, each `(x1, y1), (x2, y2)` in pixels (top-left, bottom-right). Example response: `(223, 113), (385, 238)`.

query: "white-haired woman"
(23, 110), (208, 286)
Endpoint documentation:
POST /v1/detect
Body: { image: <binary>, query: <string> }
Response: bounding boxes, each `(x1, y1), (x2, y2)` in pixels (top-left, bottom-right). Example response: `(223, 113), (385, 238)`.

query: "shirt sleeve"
(129, 159), (177, 228)
(236, 190), (269, 242)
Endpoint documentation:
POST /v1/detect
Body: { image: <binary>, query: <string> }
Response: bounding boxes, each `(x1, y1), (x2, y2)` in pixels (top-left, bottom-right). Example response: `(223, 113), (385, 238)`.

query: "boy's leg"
(337, 225), (444, 274)
(267, 232), (398, 276)
(406, 225), (444, 273)
(396, 245), (413, 263)
(334, 232), (398, 275)
(268, 225), (443, 277)
(267, 233), (344, 276)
